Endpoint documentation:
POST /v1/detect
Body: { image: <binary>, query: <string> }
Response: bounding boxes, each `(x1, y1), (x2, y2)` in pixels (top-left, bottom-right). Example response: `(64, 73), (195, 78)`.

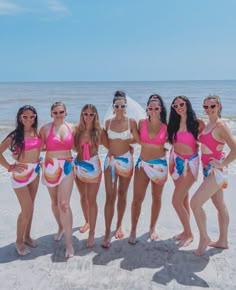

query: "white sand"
(0, 172), (236, 290)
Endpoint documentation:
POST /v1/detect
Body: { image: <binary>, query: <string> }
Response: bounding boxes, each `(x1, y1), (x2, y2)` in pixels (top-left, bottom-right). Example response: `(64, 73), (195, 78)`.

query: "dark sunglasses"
(203, 104), (216, 110)
(172, 102), (185, 109)
(148, 107), (160, 111)
(83, 112), (96, 117)
(22, 115), (36, 120)
(52, 110), (65, 115)
(114, 104), (126, 109)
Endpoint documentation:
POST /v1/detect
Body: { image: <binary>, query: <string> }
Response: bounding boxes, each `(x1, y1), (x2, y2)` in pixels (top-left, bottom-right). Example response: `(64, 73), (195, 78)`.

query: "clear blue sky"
(0, 0), (236, 82)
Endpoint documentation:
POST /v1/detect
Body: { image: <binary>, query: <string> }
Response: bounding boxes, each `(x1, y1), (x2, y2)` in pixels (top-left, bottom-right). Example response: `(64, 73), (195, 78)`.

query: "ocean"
(0, 80), (236, 179)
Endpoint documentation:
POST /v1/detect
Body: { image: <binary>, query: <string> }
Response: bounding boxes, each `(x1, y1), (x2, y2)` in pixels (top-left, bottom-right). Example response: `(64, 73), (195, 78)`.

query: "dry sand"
(0, 172), (236, 290)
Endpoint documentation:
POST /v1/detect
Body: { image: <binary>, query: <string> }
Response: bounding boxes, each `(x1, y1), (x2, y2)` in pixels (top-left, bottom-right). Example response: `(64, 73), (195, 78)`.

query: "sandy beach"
(0, 170), (236, 290)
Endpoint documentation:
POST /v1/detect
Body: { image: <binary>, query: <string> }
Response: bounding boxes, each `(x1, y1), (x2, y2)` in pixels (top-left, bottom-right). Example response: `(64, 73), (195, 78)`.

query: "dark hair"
(113, 90), (127, 104)
(51, 101), (66, 112)
(74, 104), (101, 152)
(167, 95), (199, 143)
(147, 94), (167, 124)
(5, 105), (38, 157)
(203, 95), (222, 118)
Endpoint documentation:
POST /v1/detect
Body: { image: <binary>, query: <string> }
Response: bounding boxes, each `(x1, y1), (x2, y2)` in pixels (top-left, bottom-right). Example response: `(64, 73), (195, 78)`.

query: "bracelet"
(8, 164), (15, 172)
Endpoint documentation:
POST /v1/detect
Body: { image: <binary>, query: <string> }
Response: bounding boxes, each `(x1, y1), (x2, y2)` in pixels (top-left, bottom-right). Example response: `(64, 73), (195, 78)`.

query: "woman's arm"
(210, 122), (236, 168)
(100, 128), (109, 149)
(130, 118), (141, 144)
(39, 126), (47, 152)
(198, 118), (205, 134)
(0, 137), (14, 171)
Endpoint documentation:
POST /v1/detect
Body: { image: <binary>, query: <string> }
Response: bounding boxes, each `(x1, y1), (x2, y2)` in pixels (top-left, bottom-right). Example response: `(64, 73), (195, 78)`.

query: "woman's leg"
(173, 194), (191, 241)
(57, 171), (74, 258)
(149, 182), (164, 240)
(115, 175), (132, 239)
(209, 188), (229, 249)
(172, 171), (195, 247)
(102, 168), (117, 248)
(190, 174), (221, 255)
(86, 182), (100, 247)
(75, 177), (89, 233)
(14, 186), (34, 255)
(23, 175), (39, 247)
(128, 168), (149, 244)
(47, 185), (64, 241)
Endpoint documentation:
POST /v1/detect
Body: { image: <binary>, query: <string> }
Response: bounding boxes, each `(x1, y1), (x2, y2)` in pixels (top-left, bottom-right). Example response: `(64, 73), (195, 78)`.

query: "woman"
(40, 101), (74, 259)
(0, 105), (42, 256)
(167, 95), (204, 247)
(74, 104), (108, 248)
(128, 94), (168, 245)
(102, 90), (140, 248)
(191, 95), (236, 255)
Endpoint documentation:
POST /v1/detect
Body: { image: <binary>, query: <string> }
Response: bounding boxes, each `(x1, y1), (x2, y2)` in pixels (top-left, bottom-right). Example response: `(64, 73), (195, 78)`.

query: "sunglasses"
(114, 104), (126, 109)
(83, 112), (96, 117)
(22, 115), (36, 120)
(172, 102), (185, 109)
(203, 104), (216, 110)
(147, 107), (160, 111)
(52, 110), (65, 115)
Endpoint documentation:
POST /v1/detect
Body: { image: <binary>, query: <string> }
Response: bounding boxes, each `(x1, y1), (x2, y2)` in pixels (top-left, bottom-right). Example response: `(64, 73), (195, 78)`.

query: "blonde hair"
(74, 104), (101, 152)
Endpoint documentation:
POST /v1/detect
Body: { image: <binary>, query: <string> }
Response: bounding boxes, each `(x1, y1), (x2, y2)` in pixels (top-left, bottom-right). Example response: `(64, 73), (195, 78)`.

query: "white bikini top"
(107, 118), (132, 140)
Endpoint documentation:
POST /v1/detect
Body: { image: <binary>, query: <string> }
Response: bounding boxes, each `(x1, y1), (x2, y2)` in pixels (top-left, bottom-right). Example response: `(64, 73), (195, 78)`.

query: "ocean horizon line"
(0, 79), (235, 84)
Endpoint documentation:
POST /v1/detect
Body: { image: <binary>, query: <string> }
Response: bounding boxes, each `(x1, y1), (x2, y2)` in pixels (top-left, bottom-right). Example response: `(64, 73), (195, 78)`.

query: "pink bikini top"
(175, 131), (197, 152)
(46, 123), (73, 151)
(24, 137), (42, 151)
(199, 124), (224, 155)
(81, 141), (92, 160)
(15, 136), (42, 152)
(140, 119), (167, 145)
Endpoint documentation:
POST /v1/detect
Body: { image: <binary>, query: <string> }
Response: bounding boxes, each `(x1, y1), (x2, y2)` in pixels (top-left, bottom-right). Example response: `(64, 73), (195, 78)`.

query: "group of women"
(0, 91), (235, 259)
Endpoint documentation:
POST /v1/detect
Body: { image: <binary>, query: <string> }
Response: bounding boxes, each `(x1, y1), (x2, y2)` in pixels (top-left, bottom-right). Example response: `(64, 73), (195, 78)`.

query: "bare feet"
(65, 246), (74, 259)
(149, 230), (159, 241)
(208, 240), (228, 249)
(194, 236), (211, 256)
(16, 243), (30, 256)
(79, 222), (90, 234)
(54, 229), (64, 241)
(173, 232), (185, 240)
(128, 232), (137, 245)
(24, 237), (38, 248)
(102, 233), (111, 248)
(115, 227), (124, 239)
(179, 236), (193, 247)
(87, 233), (95, 248)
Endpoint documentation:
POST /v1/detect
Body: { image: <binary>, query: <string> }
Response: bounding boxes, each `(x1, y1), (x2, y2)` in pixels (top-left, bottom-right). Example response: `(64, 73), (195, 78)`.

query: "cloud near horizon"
(0, 0), (69, 16)
(0, 0), (22, 14)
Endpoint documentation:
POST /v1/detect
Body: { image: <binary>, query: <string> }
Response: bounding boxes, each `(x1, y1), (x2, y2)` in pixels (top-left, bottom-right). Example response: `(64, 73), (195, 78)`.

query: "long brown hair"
(74, 104), (101, 152)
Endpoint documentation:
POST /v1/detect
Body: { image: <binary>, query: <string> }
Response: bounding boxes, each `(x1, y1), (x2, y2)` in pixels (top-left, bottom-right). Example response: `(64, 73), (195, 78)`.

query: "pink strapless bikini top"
(16, 136), (42, 152)
(24, 137), (42, 151)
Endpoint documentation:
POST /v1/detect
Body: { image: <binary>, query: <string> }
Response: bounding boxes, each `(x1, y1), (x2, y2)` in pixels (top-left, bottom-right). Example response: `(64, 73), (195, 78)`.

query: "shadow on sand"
(89, 232), (223, 288)
(0, 227), (80, 263)
(0, 230), (223, 288)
